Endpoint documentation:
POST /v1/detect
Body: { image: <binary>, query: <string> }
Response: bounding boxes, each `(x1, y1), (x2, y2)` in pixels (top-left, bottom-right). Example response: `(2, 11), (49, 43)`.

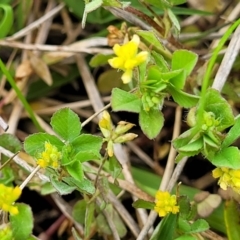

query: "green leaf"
(167, 85), (199, 108)
(105, 204), (127, 237)
(139, 107), (164, 139)
(160, 69), (183, 81)
(172, 50), (198, 76)
(203, 134), (220, 149)
(85, 202), (95, 238)
(167, 9), (180, 33)
(0, 0), (13, 3)
(178, 138), (203, 152)
(178, 217), (191, 232)
(64, 0), (115, 25)
(0, 133), (22, 152)
(66, 161), (84, 182)
(10, 203), (33, 240)
(24, 133), (64, 157)
(209, 147), (240, 169)
(139, 59), (149, 82)
(224, 199), (240, 240)
(186, 203), (197, 221)
(222, 115), (240, 148)
(168, 71), (186, 90)
(50, 175), (76, 195)
(111, 88), (141, 113)
(64, 177), (95, 194)
(178, 196), (191, 219)
(150, 213), (177, 240)
(96, 213), (112, 235)
(190, 219), (209, 233)
(109, 156), (122, 179)
(82, 0), (103, 28)
(0, 3), (13, 38)
(62, 148), (101, 166)
(72, 200), (87, 224)
(137, 30), (165, 51)
(96, 204), (127, 237)
(90, 53), (113, 67)
(75, 151), (101, 163)
(40, 182), (56, 195)
(203, 88), (234, 131)
(174, 235), (196, 240)
(16, 0), (33, 31)
(147, 65), (161, 79)
(71, 134), (102, 156)
(147, 66), (182, 82)
(51, 108), (81, 142)
(0, 166), (14, 185)
(97, 69), (126, 94)
(173, 127), (200, 150)
(151, 51), (169, 72)
(175, 150), (201, 162)
(132, 199), (155, 210)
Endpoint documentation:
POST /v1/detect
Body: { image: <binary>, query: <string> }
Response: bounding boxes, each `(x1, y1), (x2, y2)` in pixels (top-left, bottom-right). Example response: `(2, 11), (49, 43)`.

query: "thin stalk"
(19, 165), (41, 190)
(0, 151), (19, 170)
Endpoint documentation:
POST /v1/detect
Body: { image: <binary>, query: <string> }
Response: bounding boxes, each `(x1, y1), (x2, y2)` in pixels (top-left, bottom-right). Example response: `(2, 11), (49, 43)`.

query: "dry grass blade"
(0, 117), (8, 131)
(212, 24), (240, 92)
(6, 3), (65, 41)
(29, 53), (53, 86)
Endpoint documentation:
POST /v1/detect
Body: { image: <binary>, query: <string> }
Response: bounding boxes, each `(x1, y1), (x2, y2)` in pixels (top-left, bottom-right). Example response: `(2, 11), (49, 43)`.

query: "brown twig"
(6, 3), (65, 41)
(0, 39), (112, 54)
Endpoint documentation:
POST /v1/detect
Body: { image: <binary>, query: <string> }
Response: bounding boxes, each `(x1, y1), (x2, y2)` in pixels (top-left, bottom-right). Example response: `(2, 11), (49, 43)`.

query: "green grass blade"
(0, 3), (14, 38)
(0, 59), (43, 132)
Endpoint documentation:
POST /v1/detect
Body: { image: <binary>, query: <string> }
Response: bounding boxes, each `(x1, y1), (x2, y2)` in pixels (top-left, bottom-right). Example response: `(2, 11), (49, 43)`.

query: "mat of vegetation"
(0, 0), (240, 239)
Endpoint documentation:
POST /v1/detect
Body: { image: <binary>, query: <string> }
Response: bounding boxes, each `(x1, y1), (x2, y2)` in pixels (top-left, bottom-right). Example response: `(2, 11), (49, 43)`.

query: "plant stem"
(0, 151), (19, 170)
(19, 165), (41, 190)
(94, 152), (108, 187)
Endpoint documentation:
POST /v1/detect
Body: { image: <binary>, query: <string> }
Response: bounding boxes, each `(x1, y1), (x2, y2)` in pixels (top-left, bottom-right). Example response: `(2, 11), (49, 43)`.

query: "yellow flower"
(0, 184), (21, 215)
(212, 167), (240, 193)
(37, 142), (61, 169)
(154, 191), (179, 217)
(108, 34), (148, 84)
(99, 111), (113, 138)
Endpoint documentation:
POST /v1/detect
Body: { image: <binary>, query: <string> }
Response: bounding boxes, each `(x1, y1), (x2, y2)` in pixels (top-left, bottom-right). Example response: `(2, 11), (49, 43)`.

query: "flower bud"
(107, 140), (114, 157)
(114, 133), (138, 143)
(151, 96), (160, 104)
(115, 121), (135, 135)
(186, 107), (196, 127)
(99, 111), (113, 138)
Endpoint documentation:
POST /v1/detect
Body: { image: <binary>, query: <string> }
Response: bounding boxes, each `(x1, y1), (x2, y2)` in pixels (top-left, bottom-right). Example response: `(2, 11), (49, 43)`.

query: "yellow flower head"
(154, 190), (179, 217)
(0, 184), (21, 215)
(108, 34), (148, 84)
(212, 167), (240, 193)
(37, 142), (61, 169)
